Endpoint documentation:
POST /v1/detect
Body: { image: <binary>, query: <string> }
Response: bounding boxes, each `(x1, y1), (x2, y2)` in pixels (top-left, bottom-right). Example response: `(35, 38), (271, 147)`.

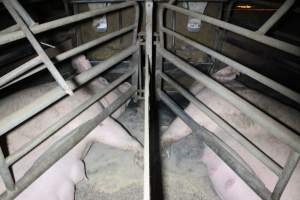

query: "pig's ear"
(212, 66), (240, 82)
(71, 55), (93, 73)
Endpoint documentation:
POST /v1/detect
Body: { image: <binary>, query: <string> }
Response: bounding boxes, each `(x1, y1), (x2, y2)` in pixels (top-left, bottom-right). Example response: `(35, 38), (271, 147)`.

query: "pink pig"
(161, 67), (300, 200)
(0, 55), (142, 200)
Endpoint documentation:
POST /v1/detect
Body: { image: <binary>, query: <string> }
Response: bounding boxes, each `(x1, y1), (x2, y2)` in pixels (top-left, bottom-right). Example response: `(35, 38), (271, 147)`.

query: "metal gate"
(155, 1), (300, 200)
(1, 0), (300, 200)
(0, 1), (140, 199)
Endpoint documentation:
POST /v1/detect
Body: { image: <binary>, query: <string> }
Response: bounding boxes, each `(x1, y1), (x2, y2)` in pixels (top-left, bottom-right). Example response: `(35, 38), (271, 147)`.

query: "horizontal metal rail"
(157, 46), (300, 155)
(0, 87), (136, 200)
(159, 72), (283, 176)
(160, 3), (300, 57)
(0, 25), (136, 89)
(160, 27), (300, 104)
(159, 90), (272, 200)
(0, 45), (138, 137)
(0, 56), (42, 88)
(0, 1), (137, 46)
(5, 69), (135, 165)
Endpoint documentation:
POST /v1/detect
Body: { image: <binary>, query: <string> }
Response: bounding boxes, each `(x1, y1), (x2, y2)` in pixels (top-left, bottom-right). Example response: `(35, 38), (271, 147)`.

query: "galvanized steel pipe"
(258, 0), (295, 35)
(0, 25), (136, 89)
(0, 87), (136, 200)
(159, 90), (272, 200)
(0, 45), (138, 136)
(160, 72), (283, 176)
(0, 56), (42, 87)
(161, 27), (300, 104)
(157, 47), (300, 154)
(0, 1), (137, 46)
(161, 3), (300, 57)
(5, 69), (135, 165)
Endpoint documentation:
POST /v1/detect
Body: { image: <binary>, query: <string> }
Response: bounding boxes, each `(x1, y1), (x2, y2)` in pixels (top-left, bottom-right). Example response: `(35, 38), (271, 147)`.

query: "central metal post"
(144, 1), (153, 200)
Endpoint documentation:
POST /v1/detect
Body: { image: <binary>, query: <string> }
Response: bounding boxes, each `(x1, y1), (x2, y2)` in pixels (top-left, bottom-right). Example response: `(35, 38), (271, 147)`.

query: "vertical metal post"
(156, 6), (165, 95)
(72, 3), (82, 47)
(144, 1), (153, 200)
(133, 3), (140, 45)
(271, 151), (300, 200)
(155, 43), (163, 94)
(171, 10), (176, 50)
(2, 0), (73, 95)
(257, 0), (295, 35)
(0, 148), (14, 191)
(131, 45), (141, 101)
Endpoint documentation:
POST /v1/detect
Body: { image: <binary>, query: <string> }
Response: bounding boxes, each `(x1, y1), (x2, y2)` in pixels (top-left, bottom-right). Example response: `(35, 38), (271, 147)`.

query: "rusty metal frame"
(157, 1), (300, 200)
(0, 1), (140, 199)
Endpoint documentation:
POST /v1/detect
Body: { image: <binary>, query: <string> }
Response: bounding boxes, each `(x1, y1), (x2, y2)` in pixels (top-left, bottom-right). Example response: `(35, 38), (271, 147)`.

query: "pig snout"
(212, 66), (240, 82)
(71, 55), (131, 119)
(71, 55), (93, 73)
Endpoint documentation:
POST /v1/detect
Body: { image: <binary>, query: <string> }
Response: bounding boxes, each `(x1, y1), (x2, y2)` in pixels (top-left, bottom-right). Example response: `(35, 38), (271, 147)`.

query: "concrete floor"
(75, 101), (220, 200)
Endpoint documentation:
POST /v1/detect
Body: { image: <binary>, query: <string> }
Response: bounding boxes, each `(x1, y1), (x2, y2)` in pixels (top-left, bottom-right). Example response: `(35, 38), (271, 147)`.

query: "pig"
(0, 55), (143, 200)
(161, 67), (300, 200)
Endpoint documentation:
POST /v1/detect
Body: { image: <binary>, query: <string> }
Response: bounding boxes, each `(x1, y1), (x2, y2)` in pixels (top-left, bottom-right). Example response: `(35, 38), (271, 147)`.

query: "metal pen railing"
(0, 0), (139, 93)
(0, 1), (140, 199)
(156, 1), (300, 200)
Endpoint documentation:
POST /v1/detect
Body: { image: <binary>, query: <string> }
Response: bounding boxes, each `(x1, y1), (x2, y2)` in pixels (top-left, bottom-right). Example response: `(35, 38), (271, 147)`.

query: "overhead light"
(236, 4), (253, 9)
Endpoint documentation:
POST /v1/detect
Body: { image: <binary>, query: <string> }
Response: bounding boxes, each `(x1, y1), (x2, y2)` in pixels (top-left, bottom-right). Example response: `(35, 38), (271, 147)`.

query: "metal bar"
(144, 1), (153, 199)
(271, 151), (300, 200)
(161, 3), (300, 57)
(1, 25), (136, 89)
(171, 10), (176, 49)
(257, 0), (295, 35)
(161, 27), (300, 104)
(72, 3), (81, 47)
(159, 90), (272, 200)
(3, 0), (73, 95)
(0, 25), (19, 35)
(157, 47), (300, 154)
(10, 0), (36, 26)
(156, 6), (166, 93)
(155, 43), (163, 93)
(160, 72), (283, 176)
(0, 56), (42, 88)
(0, 45), (138, 137)
(0, 87), (136, 200)
(132, 3), (140, 45)
(0, 148), (15, 191)
(5, 70), (135, 165)
(70, 0), (227, 2)
(0, 1), (136, 46)
(130, 47), (140, 101)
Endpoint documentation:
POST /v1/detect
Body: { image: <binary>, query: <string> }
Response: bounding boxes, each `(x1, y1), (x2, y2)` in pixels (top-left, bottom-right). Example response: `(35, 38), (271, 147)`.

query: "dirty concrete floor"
(75, 101), (220, 200)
